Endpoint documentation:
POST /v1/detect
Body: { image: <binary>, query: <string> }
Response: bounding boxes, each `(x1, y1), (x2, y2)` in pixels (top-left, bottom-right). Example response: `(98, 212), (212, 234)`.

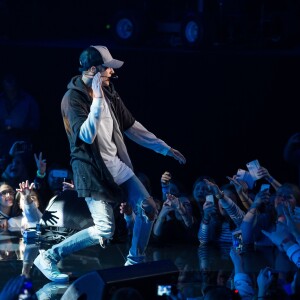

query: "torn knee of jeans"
(141, 196), (158, 221)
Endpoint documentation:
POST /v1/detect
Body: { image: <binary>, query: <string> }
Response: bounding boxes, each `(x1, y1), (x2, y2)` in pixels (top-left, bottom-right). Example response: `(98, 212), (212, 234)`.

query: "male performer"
(34, 45), (186, 282)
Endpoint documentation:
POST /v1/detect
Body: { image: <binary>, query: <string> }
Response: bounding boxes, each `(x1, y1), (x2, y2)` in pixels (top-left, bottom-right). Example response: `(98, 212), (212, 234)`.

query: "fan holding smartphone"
(198, 179), (245, 245)
(201, 194), (217, 224)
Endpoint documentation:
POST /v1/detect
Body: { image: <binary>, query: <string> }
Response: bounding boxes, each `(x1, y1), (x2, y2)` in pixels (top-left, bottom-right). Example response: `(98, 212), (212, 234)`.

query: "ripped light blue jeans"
(47, 174), (154, 266)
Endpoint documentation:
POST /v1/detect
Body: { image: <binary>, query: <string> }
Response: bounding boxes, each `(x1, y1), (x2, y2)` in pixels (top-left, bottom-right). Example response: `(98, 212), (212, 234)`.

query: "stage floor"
(0, 230), (297, 299)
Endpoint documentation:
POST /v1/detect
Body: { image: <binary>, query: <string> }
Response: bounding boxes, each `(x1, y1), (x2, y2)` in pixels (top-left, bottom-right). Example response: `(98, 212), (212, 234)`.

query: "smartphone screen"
(232, 230), (244, 252)
(205, 194), (214, 203)
(246, 159), (262, 180)
(236, 168), (255, 189)
(260, 184), (270, 192)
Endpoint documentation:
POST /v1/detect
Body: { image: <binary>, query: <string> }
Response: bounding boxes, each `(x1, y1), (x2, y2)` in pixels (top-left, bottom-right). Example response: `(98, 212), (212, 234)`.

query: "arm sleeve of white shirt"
(23, 202), (43, 224)
(124, 121), (171, 155)
(79, 98), (102, 144)
(8, 216), (22, 229)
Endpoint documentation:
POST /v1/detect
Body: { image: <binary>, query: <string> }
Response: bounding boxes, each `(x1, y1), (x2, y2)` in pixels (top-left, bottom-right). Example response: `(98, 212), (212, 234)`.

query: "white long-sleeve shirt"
(79, 97), (171, 185)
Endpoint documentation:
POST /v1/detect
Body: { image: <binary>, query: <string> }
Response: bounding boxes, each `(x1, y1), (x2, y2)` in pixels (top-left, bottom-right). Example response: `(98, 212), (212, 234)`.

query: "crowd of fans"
(2, 134), (300, 299)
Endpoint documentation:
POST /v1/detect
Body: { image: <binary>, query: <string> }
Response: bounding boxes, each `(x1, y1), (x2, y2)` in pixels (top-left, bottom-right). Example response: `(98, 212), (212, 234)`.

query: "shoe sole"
(34, 255), (69, 283)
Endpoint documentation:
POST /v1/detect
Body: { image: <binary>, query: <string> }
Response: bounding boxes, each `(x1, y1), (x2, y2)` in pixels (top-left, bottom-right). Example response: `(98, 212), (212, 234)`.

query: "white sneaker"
(34, 252), (69, 283)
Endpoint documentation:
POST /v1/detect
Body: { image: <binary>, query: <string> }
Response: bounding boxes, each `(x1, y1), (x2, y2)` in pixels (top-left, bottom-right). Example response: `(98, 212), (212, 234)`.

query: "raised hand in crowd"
(161, 171), (172, 186)
(32, 152), (48, 206)
(203, 179), (224, 199)
(12, 180), (43, 230)
(229, 247), (244, 274)
(227, 175), (248, 195)
(239, 188), (269, 244)
(202, 200), (217, 225)
(203, 178), (245, 222)
(256, 267), (276, 299)
(154, 200), (174, 226)
(34, 152), (46, 178)
(257, 165), (282, 190)
(251, 188), (270, 209)
(62, 181), (75, 192)
(198, 179), (245, 246)
(243, 188), (270, 223)
(16, 180), (35, 200)
(227, 175), (252, 210)
(153, 192), (194, 242)
(161, 171), (172, 201)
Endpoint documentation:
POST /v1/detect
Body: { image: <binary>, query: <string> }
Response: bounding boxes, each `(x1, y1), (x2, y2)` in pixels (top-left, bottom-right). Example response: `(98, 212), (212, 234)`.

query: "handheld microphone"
(101, 74), (118, 79)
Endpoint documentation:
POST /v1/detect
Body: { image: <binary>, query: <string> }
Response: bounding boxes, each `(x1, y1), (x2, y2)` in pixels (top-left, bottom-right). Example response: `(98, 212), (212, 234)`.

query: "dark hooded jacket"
(61, 75), (135, 202)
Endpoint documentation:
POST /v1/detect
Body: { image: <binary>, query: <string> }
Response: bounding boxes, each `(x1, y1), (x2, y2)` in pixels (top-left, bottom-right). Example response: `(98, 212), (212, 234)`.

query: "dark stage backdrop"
(1, 43), (300, 197)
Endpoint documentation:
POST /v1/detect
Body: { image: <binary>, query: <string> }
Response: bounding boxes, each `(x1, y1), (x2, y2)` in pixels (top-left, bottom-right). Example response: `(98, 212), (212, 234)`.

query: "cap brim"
(103, 59), (124, 69)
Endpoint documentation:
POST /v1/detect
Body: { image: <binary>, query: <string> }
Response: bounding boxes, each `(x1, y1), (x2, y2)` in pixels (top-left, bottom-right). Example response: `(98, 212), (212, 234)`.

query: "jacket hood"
(67, 75), (90, 97)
